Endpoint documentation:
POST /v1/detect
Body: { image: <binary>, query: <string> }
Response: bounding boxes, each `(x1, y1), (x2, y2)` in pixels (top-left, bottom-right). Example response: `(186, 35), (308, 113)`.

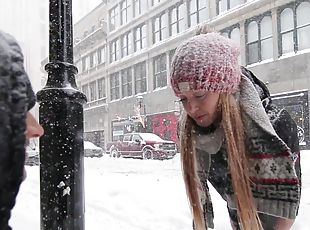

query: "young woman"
(170, 31), (301, 230)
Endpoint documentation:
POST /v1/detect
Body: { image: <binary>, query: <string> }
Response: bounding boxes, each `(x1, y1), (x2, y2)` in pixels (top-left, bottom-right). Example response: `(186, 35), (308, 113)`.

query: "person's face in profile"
(25, 112), (44, 141)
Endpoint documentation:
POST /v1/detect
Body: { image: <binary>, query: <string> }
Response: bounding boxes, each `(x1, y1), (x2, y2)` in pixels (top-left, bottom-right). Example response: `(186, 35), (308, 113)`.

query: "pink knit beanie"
(170, 33), (241, 96)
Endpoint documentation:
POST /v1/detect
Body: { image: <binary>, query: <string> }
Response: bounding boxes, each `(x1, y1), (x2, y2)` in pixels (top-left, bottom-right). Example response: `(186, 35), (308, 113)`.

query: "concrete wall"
(249, 52), (310, 94)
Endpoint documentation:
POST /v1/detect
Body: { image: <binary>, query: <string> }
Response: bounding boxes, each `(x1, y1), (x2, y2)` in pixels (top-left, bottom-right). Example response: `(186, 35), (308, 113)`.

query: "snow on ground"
(10, 151), (310, 229)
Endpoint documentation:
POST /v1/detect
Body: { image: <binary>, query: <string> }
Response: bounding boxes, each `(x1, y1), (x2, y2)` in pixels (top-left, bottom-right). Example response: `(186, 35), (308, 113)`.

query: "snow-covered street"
(10, 151), (310, 230)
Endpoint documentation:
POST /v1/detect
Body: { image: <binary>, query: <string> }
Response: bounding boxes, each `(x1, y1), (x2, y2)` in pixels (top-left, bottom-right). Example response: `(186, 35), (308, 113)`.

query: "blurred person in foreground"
(170, 27), (301, 230)
(0, 30), (44, 229)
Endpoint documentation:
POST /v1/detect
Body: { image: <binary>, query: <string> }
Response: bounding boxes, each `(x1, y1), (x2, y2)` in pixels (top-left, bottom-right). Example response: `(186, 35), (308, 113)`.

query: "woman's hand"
(275, 218), (294, 230)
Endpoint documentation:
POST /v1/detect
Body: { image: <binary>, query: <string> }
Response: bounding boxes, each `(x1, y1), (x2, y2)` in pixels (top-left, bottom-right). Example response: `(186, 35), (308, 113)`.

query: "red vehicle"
(106, 132), (177, 160)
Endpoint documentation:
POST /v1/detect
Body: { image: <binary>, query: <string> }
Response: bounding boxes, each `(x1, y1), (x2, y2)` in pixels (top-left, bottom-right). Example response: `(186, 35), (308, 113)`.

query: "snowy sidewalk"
(11, 151), (310, 229)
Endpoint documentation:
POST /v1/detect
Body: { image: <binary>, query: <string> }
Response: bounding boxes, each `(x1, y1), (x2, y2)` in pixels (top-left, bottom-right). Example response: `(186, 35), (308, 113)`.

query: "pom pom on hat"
(170, 32), (241, 96)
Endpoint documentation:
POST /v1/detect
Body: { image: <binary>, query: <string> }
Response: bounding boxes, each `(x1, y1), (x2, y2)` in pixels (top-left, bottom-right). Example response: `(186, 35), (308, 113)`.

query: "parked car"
(106, 132), (177, 160)
(25, 145), (39, 166)
(25, 141), (103, 164)
(84, 141), (103, 157)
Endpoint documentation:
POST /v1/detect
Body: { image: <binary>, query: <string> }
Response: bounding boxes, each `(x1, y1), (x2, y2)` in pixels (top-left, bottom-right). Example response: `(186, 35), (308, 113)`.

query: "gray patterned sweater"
(0, 31), (36, 229)
(190, 68), (301, 228)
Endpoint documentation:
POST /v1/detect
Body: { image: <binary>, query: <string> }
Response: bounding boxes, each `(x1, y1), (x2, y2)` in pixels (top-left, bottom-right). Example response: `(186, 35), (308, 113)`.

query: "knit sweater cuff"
(255, 197), (298, 219)
(227, 195), (299, 220)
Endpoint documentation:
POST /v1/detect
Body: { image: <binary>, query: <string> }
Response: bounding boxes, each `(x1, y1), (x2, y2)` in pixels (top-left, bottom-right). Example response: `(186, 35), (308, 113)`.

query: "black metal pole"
(37, 0), (86, 229)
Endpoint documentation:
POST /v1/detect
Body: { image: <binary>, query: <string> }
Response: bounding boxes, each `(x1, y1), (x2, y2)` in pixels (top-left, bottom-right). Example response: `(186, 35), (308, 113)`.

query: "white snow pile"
(10, 151), (310, 229)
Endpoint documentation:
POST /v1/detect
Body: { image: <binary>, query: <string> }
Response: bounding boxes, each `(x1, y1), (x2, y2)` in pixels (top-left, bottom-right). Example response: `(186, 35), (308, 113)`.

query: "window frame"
(152, 0), (161, 6)
(169, 2), (187, 36)
(110, 39), (120, 63)
(277, 0), (310, 56)
(220, 24), (240, 40)
(217, 0), (245, 15)
(98, 78), (106, 99)
(82, 56), (87, 72)
(120, 0), (132, 26)
(134, 24), (147, 51)
(134, 61), (147, 94)
(89, 81), (97, 101)
(109, 5), (119, 31)
(189, 0), (209, 27)
(110, 72), (120, 101)
(153, 53), (167, 89)
(89, 52), (95, 68)
(97, 46), (106, 65)
(121, 31), (132, 57)
(245, 12), (273, 65)
(121, 67), (133, 98)
(153, 12), (169, 44)
(133, 0), (141, 18)
(82, 84), (89, 100)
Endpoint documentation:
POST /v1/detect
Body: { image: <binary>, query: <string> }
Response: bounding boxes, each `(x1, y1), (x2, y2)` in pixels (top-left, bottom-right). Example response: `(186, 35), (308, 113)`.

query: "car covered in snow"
(25, 141), (103, 164)
(106, 132), (177, 160)
(84, 141), (104, 157)
(25, 145), (39, 166)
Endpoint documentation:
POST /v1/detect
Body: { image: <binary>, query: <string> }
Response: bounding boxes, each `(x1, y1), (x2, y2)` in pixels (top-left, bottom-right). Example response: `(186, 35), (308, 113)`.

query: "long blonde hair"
(180, 94), (262, 230)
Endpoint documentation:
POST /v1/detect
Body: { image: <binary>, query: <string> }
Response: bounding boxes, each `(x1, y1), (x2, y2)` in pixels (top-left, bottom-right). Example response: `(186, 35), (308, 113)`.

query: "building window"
(153, 12), (169, 44)
(98, 48), (102, 64)
(82, 85), (89, 100)
(230, 27), (241, 46)
(110, 73), (120, 100)
(133, 0), (141, 17)
(170, 2), (187, 36)
(82, 56), (90, 72)
(222, 26), (241, 46)
(121, 68), (133, 98)
(121, 31), (133, 57)
(89, 54), (94, 68)
(110, 39), (120, 63)
(218, 0), (244, 14)
(134, 24), (147, 51)
(97, 46), (106, 64)
(221, 26), (241, 64)
(89, 81), (97, 101)
(89, 52), (95, 68)
(134, 61), (147, 94)
(279, 1), (310, 55)
(82, 57), (86, 72)
(120, 0), (132, 25)
(133, 0), (147, 17)
(189, 0), (209, 27)
(109, 5), (119, 31)
(152, 0), (161, 6)
(75, 60), (82, 73)
(153, 54), (167, 89)
(246, 14), (273, 65)
(297, 2), (310, 50)
(98, 78), (106, 99)
(260, 16), (273, 60)
(280, 8), (294, 54)
(169, 49), (177, 66)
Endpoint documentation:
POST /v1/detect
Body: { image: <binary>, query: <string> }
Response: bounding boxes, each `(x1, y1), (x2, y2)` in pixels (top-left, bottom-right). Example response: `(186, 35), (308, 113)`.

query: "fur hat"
(170, 32), (241, 95)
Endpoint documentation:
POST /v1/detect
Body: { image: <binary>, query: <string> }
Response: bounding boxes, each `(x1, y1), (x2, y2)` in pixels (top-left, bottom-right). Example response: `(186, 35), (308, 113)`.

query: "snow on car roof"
(84, 141), (102, 150)
(138, 133), (163, 142)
